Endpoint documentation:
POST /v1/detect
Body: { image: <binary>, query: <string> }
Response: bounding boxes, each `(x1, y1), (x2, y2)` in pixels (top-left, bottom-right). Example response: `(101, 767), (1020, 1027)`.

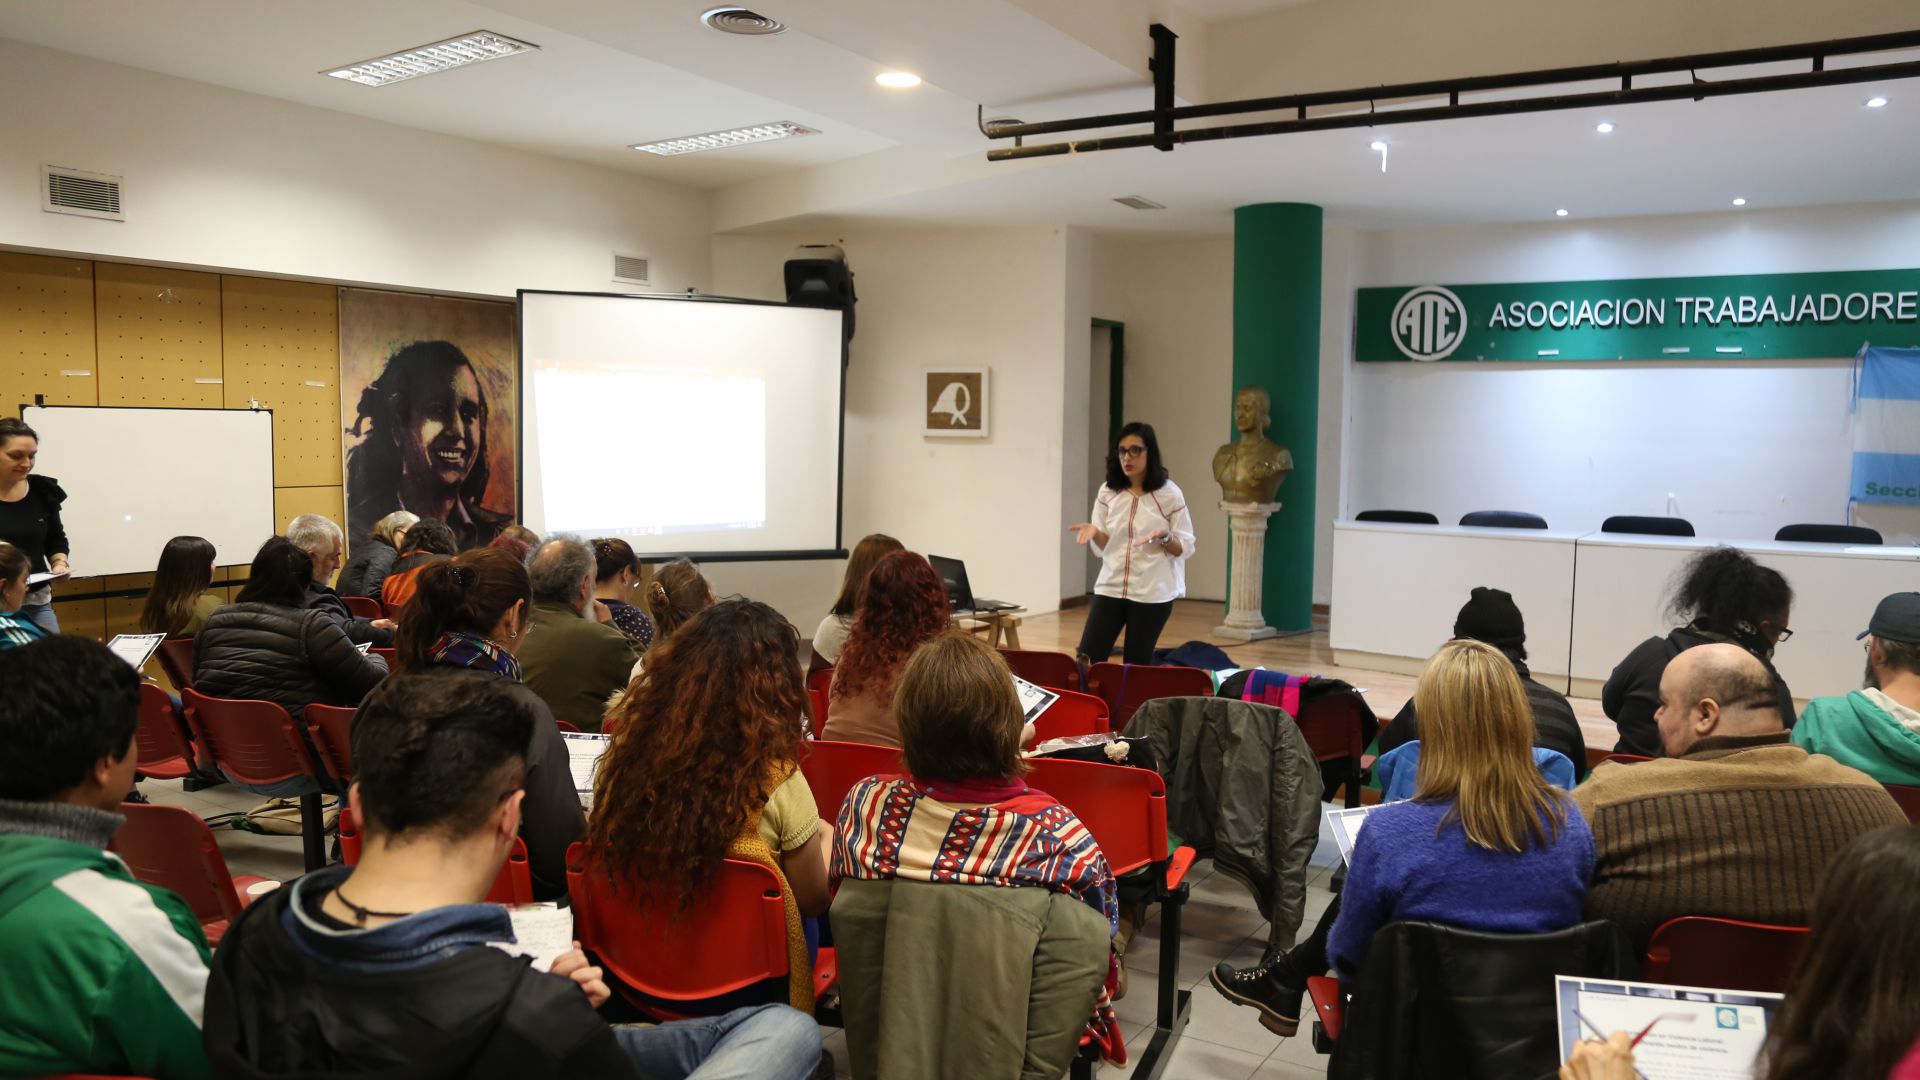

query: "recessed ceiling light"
(1866, 96), (1889, 108)
(1732, 197), (1748, 206)
(1595, 121), (1615, 133)
(630, 121), (819, 156)
(876, 71), (922, 89)
(322, 30), (538, 87)
(1555, 208), (1569, 217)
(699, 7), (787, 35)
(1369, 140), (1387, 151)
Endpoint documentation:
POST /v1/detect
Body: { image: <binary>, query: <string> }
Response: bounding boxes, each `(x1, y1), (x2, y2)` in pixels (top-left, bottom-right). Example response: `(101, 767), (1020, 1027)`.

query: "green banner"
(1356, 268), (1920, 362)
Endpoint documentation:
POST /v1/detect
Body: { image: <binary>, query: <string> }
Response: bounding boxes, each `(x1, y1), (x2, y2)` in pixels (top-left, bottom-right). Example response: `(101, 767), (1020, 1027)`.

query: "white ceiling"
(1172, 0), (1326, 22)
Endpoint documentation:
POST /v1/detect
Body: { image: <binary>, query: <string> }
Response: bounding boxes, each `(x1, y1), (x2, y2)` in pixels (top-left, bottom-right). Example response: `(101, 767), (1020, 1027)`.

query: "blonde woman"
(1212, 639), (1593, 1034)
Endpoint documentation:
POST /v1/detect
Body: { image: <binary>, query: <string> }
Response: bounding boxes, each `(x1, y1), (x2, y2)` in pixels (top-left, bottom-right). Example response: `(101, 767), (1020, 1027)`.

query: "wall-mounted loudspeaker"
(784, 244), (856, 347)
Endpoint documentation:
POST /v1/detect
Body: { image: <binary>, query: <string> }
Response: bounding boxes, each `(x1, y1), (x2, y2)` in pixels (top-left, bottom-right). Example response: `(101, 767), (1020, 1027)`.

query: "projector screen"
(519, 291), (844, 559)
(23, 405), (276, 577)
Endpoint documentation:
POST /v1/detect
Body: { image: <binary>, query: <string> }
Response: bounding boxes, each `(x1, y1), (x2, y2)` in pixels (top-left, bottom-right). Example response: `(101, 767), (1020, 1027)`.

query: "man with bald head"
(1574, 643), (1906, 949)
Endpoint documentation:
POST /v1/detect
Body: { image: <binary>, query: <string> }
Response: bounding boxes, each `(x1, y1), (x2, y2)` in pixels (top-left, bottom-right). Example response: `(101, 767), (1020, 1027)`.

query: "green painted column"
(1233, 203), (1321, 633)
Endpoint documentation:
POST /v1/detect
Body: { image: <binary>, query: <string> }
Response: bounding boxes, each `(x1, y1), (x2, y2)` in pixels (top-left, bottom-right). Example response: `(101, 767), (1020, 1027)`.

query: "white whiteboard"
(23, 406), (276, 577)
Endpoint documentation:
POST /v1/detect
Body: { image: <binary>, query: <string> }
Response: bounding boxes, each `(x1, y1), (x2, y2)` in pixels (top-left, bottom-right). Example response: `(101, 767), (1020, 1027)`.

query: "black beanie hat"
(1454, 586), (1526, 652)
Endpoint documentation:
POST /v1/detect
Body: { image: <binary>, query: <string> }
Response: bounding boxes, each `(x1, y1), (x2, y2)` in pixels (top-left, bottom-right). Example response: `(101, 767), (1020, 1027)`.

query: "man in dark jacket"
(205, 671), (823, 1080)
(1377, 586), (1588, 780)
(287, 514), (394, 646)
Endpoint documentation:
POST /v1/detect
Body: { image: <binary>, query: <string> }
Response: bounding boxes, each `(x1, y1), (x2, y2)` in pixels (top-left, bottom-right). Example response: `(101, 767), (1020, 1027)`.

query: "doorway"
(1086, 319), (1124, 595)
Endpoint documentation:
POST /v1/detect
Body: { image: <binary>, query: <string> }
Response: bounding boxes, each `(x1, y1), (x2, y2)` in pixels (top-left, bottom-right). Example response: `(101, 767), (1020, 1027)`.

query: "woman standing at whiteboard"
(0, 418), (70, 632)
(1070, 422), (1195, 666)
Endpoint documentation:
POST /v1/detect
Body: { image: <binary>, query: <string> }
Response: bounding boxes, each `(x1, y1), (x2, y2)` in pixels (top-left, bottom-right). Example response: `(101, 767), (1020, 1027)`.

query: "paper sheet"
(560, 732), (611, 810)
(488, 903), (575, 973)
(25, 570), (69, 587)
(1012, 675), (1061, 722)
(106, 633), (166, 670)
(1557, 977), (1780, 1080)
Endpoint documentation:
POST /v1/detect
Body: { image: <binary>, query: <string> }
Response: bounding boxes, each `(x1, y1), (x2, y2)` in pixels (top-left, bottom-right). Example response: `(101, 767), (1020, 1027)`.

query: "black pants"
(1076, 595), (1175, 666)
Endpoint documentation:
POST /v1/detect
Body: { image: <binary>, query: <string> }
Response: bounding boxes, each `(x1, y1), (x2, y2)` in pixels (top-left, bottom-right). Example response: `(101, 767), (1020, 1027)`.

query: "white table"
(1330, 522), (1581, 689)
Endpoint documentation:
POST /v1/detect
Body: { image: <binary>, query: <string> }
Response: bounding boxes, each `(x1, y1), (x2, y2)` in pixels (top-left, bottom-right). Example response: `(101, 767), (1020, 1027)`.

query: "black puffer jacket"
(193, 602), (388, 721)
(335, 536), (398, 599)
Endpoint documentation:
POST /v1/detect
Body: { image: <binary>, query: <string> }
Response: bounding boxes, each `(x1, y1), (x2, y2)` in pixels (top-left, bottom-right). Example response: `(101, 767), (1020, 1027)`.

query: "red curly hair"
(587, 598), (807, 905)
(831, 550), (950, 704)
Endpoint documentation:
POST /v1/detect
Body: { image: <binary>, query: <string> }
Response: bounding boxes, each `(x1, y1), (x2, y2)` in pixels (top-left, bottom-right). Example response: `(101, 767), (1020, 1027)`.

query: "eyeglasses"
(1116, 445), (1148, 458)
(1776, 628), (1793, 642)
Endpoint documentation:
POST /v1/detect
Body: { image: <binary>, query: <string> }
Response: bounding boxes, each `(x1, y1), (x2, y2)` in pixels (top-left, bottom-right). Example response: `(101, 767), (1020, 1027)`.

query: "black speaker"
(784, 244), (856, 345)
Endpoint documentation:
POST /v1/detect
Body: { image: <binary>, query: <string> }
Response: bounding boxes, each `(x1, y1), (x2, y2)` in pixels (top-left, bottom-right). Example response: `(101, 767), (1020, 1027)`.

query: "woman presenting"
(0, 417), (69, 632)
(1070, 422), (1195, 665)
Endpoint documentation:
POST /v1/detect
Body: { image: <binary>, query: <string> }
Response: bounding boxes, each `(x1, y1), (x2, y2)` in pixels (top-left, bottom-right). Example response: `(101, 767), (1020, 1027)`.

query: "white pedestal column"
(1215, 500), (1282, 642)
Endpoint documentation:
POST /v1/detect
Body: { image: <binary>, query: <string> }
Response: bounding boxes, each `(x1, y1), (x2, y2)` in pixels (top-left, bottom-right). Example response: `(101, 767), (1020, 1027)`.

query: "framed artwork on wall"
(924, 367), (988, 439)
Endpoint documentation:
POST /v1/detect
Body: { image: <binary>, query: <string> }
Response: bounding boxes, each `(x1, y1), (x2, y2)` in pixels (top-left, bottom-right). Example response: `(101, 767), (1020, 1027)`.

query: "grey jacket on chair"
(1123, 696), (1322, 957)
(831, 877), (1110, 1080)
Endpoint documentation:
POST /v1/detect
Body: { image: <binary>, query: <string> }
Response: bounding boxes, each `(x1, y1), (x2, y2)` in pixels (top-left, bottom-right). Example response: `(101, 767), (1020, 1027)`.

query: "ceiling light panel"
(630, 122), (820, 156)
(323, 31), (538, 87)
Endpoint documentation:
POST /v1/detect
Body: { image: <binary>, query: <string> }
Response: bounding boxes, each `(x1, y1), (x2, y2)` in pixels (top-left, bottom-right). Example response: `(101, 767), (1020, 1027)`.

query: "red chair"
(554, 718), (582, 734)
(999, 648), (1083, 693)
(306, 704), (357, 784)
(341, 595), (384, 620)
(339, 807), (533, 904)
(799, 741), (903, 826)
(381, 601), (407, 622)
(567, 844), (837, 1020)
(1887, 783), (1920, 824)
(110, 802), (274, 946)
(806, 666), (834, 696)
(179, 689), (332, 872)
(134, 683), (201, 782)
(1025, 756), (1195, 1077)
(1028, 687), (1109, 745)
(1294, 687), (1379, 809)
(1641, 916), (1810, 993)
(1085, 662), (1214, 730)
(807, 688), (829, 739)
(370, 647), (398, 668)
(154, 638), (195, 690)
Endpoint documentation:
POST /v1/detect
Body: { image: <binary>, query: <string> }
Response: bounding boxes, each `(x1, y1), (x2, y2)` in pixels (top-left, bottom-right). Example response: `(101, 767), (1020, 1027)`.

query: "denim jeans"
(612, 1005), (821, 1080)
(20, 602), (57, 633)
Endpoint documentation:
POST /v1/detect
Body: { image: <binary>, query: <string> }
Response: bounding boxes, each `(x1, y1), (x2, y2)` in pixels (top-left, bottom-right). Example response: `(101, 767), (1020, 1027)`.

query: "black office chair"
(1601, 515), (1695, 537)
(1458, 511), (1548, 530)
(1775, 523), (1883, 545)
(1354, 510), (1440, 525)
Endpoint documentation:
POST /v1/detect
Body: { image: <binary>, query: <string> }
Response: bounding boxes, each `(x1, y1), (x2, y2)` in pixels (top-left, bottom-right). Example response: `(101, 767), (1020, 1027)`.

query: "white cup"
(246, 880), (282, 898)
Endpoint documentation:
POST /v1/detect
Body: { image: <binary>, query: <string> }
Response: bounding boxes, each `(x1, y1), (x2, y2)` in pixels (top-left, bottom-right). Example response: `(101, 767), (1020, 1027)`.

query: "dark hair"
(0, 637), (139, 800)
(1104, 421), (1169, 492)
(0, 417), (37, 446)
(830, 533), (906, 618)
(345, 341), (491, 509)
(396, 547), (531, 672)
(236, 537), (313, 607)
(833, 551), (951, 704)
(1764, 825), (1920, 1080)
(140, 536), (217, 636)
(351, 670), (534, 840)
(402, 519), (459, 557)
(592, 538), (639, 583)
(1875, 636), (1920, 679)
(647, 559), (712, 642)
(528, 538), (594, 605)
(1666, 546), (1794, 647)
(895, 632), (1027, 782)
(0, 540), (27, 586)
(590, 599), (807, 905)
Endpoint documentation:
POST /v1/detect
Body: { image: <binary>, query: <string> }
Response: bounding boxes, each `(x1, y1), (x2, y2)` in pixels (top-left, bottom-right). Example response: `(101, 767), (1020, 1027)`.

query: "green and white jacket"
(0, 799), (212, 1080)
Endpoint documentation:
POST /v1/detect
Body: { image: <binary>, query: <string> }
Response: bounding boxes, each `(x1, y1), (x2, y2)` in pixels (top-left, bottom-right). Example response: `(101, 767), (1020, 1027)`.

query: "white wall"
(0, 38), (710, 298)
(1343, 202), (1920, 545)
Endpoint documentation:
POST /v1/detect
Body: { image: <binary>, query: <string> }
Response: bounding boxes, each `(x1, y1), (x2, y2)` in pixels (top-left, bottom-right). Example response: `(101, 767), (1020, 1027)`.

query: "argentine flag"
(1852, 346), (1920, 506)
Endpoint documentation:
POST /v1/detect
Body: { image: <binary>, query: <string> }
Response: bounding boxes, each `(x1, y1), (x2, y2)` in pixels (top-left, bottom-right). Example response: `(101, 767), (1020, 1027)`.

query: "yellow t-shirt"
(757, 767), (822, 854)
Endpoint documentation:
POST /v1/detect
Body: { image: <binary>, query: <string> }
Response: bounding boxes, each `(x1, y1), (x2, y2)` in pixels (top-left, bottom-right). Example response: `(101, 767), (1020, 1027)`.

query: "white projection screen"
(519, 291), (845, 559)
(22, 405), (276, 577)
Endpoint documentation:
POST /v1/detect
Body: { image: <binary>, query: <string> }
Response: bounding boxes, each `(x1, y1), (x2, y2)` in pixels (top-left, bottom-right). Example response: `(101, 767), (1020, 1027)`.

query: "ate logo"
(1390, 285), (1468, 361)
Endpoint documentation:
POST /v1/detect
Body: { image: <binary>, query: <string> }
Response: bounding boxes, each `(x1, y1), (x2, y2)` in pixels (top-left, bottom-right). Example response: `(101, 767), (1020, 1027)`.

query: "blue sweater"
(1328, 797), (1594, 982)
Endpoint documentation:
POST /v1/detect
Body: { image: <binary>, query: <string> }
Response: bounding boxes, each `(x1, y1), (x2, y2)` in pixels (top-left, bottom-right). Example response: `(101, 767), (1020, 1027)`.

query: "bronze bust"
(1213, 386), (1294, 505)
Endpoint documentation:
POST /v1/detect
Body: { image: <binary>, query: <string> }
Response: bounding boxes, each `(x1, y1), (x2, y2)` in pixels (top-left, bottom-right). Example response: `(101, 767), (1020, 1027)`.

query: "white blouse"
(811, 612), (853, 664)
(1087, 477), (1196, 604)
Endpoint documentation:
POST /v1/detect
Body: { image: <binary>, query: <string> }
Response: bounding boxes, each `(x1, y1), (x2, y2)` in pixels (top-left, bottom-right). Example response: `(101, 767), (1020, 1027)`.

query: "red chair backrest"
(306, 704), (357, 783)
(1023, 756), (1169, 877)
(567, 843), (790, 1004)
(1886, 783), (1920, 824)
(341, 595), (384, 620)
(807, 689), (829, 739)
(1029, 687), (1110, 745)
(1641, 916), (1810, 993)
(1085, 662), (1214, 730)
(110, 802), (244, 931)
(134, 683), (198, 781)
(340, 807), (532, 904)
(555, 718), (582, 734)
(1294, 688), (1373, 763)
(370, 647), (398, 668)
(999, 649), (1082, 693)
(179, 689), (321, 788)
(799, 740), (903, 827)
(806, 666), (835, 696)
(155, 638), (195, 690)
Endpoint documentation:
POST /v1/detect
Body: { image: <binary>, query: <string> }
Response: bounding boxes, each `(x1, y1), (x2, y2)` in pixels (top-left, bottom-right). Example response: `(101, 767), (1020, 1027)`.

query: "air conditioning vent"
(700, 7), (786, 35)
(43, 166), (124, 221)
(612, 254), (651, 285)
(1113, 195), (1165, 211)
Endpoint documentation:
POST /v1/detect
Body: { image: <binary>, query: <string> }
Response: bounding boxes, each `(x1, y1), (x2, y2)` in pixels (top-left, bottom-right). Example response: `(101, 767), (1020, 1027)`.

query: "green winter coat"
(0, 833), (213, 1080)
(1793, 690), (1920, 786)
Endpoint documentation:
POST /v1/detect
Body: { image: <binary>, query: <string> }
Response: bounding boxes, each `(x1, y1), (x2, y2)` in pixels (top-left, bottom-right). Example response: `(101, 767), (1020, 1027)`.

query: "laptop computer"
(928, 554), (1018, 615)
